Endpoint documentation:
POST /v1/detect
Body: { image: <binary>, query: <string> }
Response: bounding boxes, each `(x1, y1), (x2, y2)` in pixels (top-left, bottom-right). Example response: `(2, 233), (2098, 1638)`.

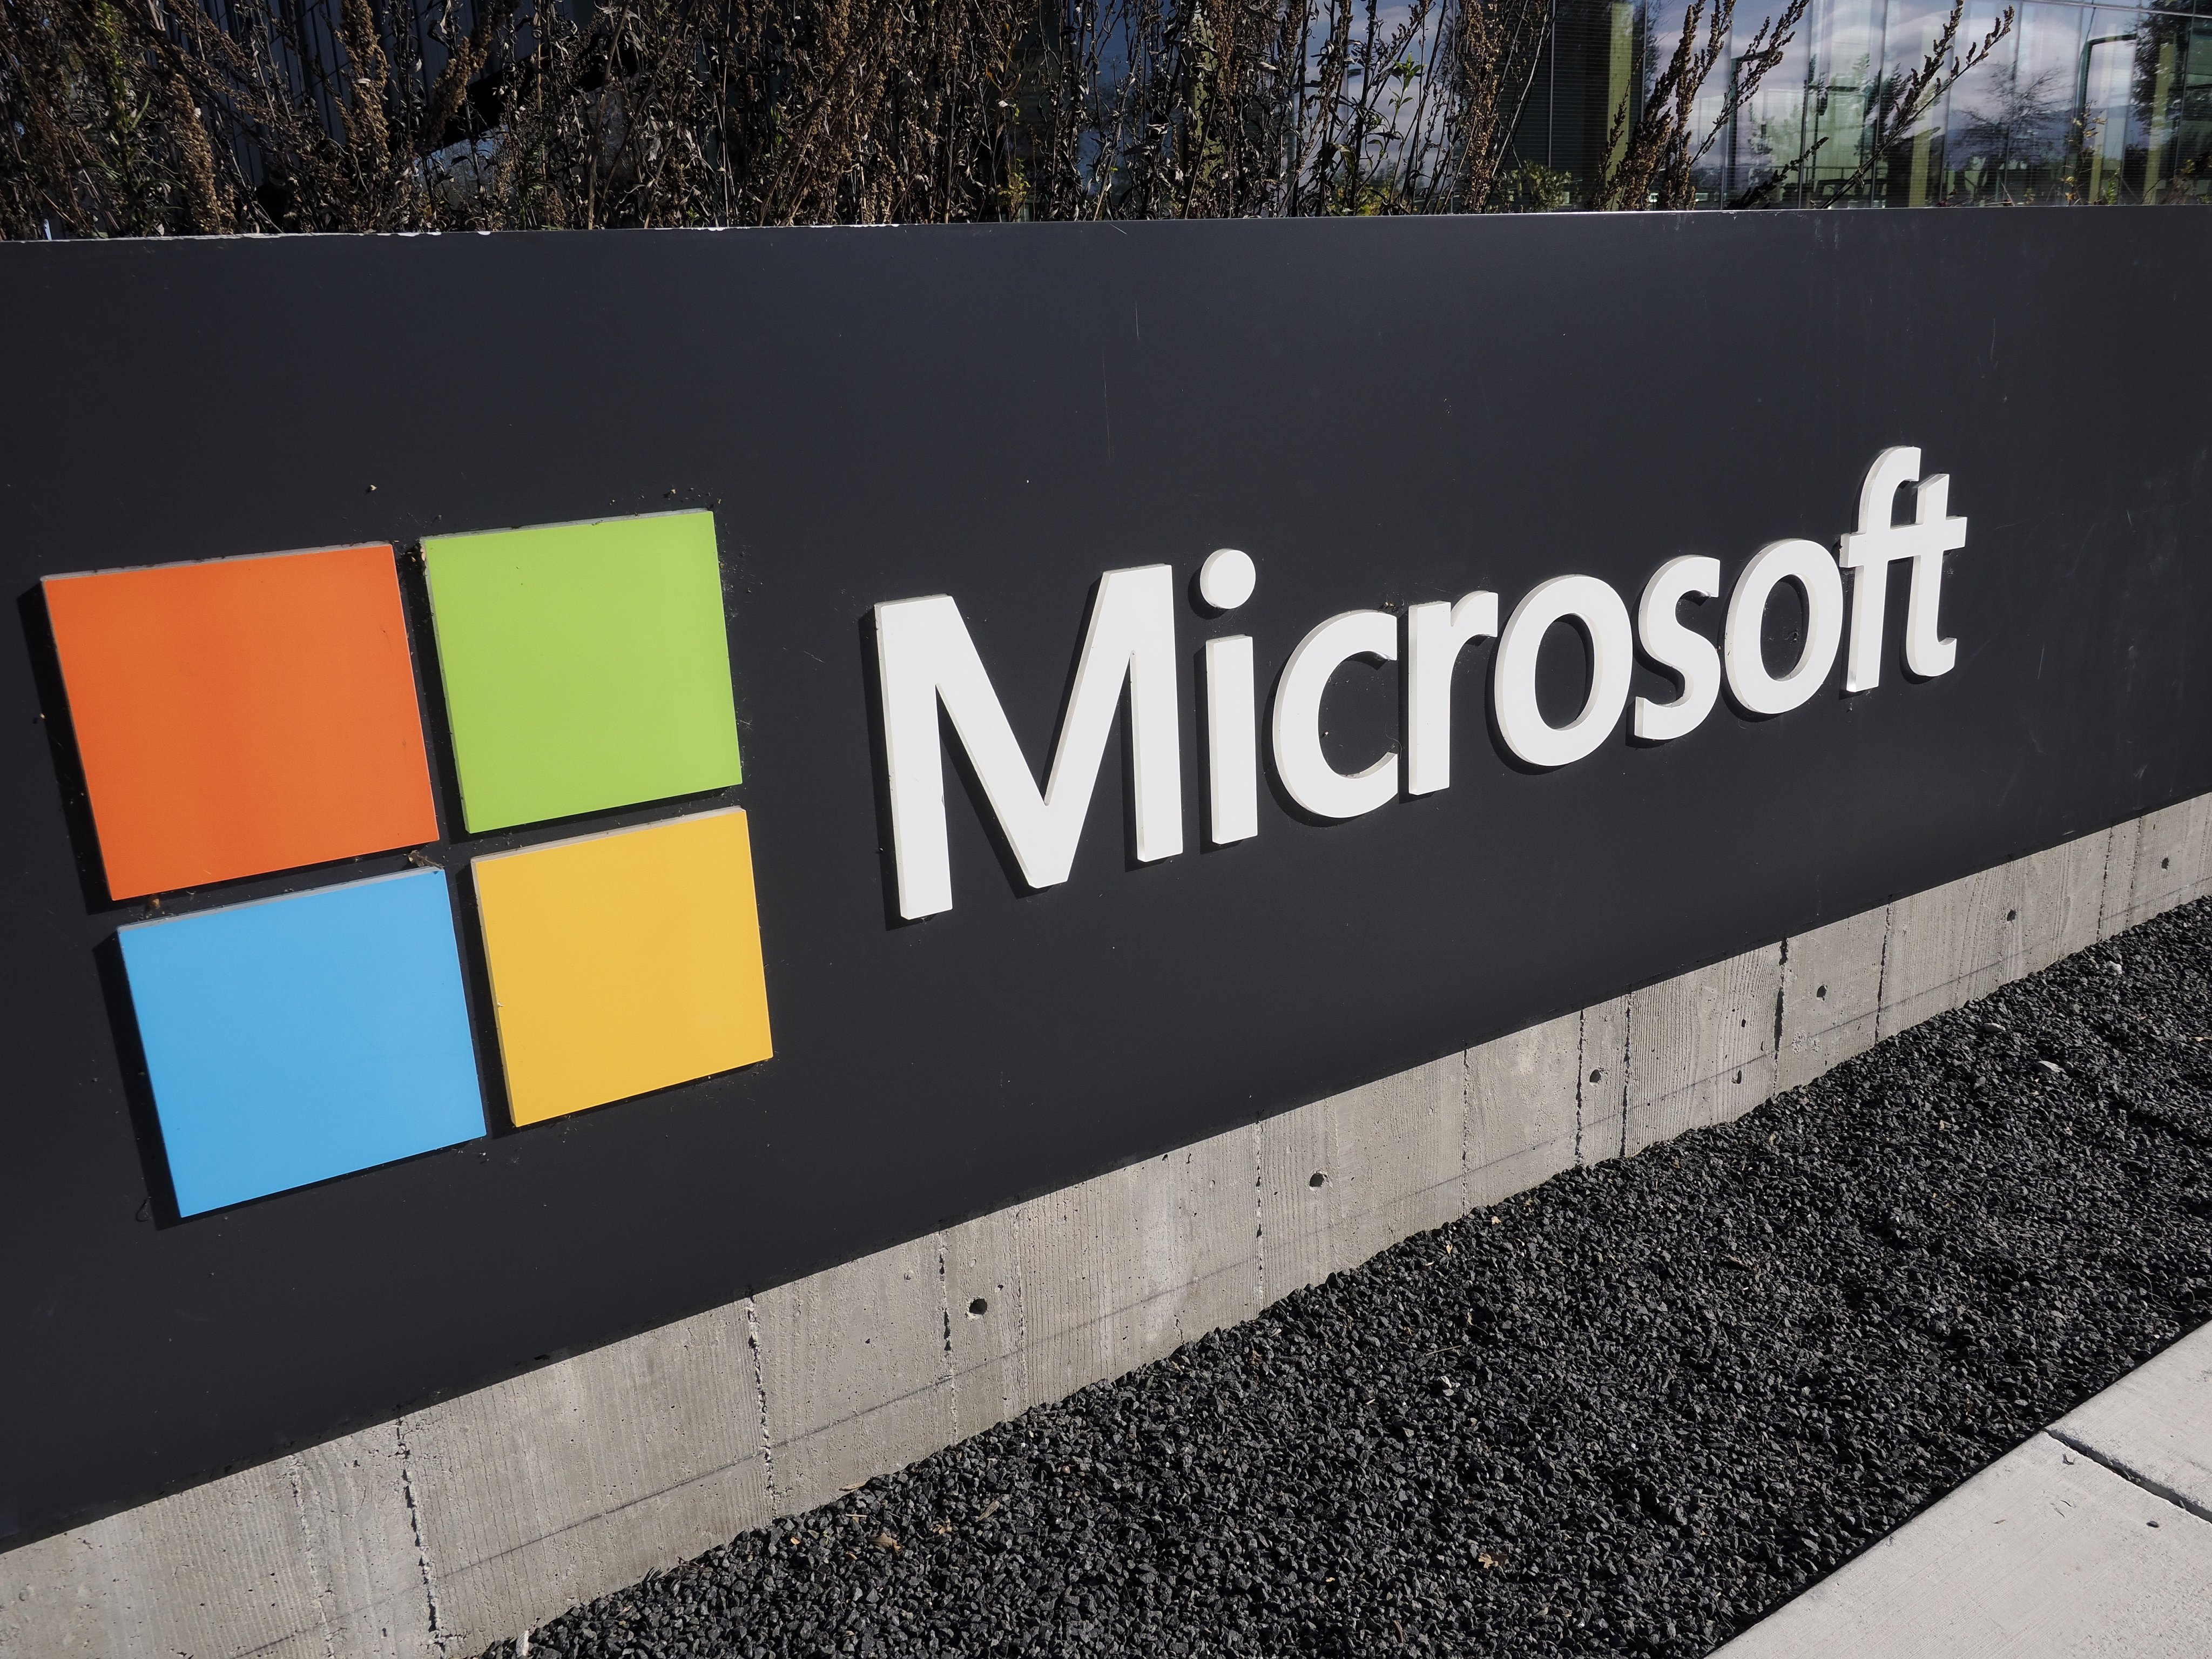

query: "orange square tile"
(44, 545), (439, 898)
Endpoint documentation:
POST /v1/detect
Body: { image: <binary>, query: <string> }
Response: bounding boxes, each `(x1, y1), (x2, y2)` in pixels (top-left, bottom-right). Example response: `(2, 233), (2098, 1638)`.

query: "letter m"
(873, 565), (1183, 919)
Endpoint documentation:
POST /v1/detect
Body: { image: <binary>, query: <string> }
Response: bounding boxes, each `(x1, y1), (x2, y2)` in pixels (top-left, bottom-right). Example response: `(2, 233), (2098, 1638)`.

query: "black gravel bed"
(485, 901), (2212, 1659)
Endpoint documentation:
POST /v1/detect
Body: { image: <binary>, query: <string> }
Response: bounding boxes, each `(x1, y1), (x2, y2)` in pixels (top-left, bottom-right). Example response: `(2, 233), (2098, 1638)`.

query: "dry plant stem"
(1731, 132), (1827, 206)
(1676, 0), (1806, 195)
(160, 63), (222, 232)
(1596, 0), (1811, 210)
(1437, 0), (1552, 211)
(1820, 1), (2014, 205)
(340, 0), (395, 215)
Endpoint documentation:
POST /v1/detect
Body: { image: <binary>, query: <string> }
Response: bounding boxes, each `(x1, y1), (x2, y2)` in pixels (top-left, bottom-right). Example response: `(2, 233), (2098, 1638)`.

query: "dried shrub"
(1, 0), (1562, 236)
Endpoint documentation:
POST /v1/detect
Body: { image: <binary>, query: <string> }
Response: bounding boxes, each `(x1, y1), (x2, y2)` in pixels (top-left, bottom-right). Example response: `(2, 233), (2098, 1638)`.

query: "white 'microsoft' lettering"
(1198, 549), (1260, 845)
(1724, 538), (1846, 716)
(1205, 635), (1258, 845)
(873, 448), (1967, 912)
(1838, 446), (1967, 690)
(1405, 591), (1500, 795)
(1273, 610), (1400, 818)
(1634, 555), (1723, 741)
(1493, 575), (1635, 768)
(874, 565), (1182, 920)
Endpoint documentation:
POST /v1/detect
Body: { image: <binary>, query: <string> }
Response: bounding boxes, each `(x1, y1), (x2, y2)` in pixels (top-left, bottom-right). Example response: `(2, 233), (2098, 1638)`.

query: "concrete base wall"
(9, 797), (2211, 1658)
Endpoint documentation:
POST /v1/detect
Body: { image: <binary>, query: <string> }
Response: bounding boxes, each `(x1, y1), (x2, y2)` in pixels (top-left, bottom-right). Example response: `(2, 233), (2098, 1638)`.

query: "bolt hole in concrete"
(1310, 1171), (1328, 1188)
(968, 1298), (988, 1317)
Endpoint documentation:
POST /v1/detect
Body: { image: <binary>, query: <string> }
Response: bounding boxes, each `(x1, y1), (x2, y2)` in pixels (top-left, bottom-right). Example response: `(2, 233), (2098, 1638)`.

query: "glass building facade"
(1517, 0), (2212, 205)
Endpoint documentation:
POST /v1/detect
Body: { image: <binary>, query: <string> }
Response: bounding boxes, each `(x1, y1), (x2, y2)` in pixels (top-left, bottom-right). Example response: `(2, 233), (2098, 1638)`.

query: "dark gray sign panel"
(2, 211), (2206, 1543)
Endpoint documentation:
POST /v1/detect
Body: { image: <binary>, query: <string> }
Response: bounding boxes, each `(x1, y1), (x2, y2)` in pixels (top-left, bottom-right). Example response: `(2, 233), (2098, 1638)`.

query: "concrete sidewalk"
(1716, 1320), (2212, 1657)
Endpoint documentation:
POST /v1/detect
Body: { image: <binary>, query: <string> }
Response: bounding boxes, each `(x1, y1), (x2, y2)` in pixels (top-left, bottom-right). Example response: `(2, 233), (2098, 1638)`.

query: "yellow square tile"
(474, 808), (773, 1125)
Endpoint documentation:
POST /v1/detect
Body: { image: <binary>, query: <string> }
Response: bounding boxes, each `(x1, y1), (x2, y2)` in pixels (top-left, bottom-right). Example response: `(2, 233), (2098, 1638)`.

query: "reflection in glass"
(1519, 0), (2210, 204)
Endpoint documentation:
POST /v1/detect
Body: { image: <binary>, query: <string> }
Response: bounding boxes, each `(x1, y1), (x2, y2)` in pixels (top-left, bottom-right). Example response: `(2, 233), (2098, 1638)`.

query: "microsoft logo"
(44, 511), (773, 1218)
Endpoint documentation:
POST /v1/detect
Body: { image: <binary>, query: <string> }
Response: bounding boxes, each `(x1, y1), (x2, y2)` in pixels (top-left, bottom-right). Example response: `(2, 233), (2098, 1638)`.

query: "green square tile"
(423, 511), (741, 832)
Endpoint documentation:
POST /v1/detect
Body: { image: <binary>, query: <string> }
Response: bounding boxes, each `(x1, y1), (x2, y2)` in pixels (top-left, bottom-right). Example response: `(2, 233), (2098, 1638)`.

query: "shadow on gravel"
(484, 901), (2212, 1659)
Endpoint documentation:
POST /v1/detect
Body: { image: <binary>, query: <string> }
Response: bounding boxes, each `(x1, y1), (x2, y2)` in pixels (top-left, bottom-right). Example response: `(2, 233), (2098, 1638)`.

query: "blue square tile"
(119, 869), (484, 1215)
